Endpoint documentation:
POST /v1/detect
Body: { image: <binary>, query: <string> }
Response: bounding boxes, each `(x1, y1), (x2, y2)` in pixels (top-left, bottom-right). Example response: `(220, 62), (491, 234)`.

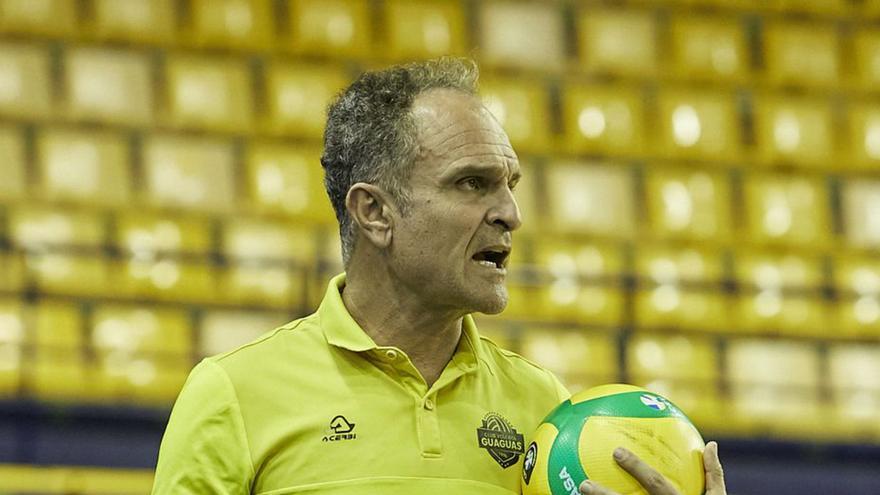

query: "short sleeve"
(152, 359), (255, 494)
(546, 369), (571, 403)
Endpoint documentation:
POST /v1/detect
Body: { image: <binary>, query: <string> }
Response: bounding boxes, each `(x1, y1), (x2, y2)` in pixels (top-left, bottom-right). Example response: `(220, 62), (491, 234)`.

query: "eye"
(460, 177), (484, 191)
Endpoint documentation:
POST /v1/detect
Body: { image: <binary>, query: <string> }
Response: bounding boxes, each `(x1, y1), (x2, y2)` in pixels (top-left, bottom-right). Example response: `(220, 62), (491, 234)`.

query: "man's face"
(387, 89), (522, 315)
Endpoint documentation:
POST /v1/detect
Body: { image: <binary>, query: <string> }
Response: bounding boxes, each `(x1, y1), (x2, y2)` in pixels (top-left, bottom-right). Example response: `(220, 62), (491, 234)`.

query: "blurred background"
(0, 0), (879, 493)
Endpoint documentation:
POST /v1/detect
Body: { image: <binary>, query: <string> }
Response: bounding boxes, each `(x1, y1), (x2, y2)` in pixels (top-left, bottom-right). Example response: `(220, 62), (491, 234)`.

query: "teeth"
(476, 260), (498, 269)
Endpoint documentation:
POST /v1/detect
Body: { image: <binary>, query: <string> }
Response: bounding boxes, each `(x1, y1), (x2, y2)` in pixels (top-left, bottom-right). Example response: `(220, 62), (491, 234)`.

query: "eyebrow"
(445, 160), (522, 183)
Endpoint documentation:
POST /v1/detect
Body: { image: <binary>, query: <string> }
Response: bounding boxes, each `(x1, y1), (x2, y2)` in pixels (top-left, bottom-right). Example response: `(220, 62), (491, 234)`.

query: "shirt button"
(384, 349), (398, 361)
(424, 398), (435, 411)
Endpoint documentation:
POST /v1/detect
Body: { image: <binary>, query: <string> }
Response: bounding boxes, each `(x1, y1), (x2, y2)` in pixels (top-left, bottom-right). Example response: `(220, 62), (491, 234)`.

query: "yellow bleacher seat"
(628, 333), (722, 429)
(742, 173), (831, 246)
(36, 128), (131, 206)
(763, 21), (839, 88)
(561, 83), (645, 156)
(165, 55), (253, 132)
(828, 344), (880, 438)
(669, 15), (749, 81)
(531, 240), (624, 326)
(654, 88), (742, 160)
(245, 143), (335, 222)
(644, 167), (732, 241)
(577, 7), (657, 77)
(726, 338), (823, 437)
(384, 0), (466, 60)
(0, 42), (51, 119)
(263, 62), (349, 139)
(770, 0), (849, 15)
(220, 219), (316, 307)
(0, 0), (76, 36)
(91, 0), (175, 44)
(847, 102), (880, 169)
(0, 253), (25, 292)
(116, 257), (217, 304)
(190, 0), (273, 49)
(0, 464), (155, 495)
(753, 94), (835, 167)
(853, 28), (880, 88)
(65, 47), (153, 125)
(733, 251), (828, 336)
(544, 161), (636, 236)
(833, 255), (880, 338)
(143, 134), (236, 213)
(0, 298), (24, 396)
(840, 180), (880, 248)
(286, 0), (370, 57)
(478, 0), (564, 70)
(0, 125), (25, 200)
(199, 309), (291, 357)
(10, 206), (111, 296)
(28, 301), (92, 402)
(633, 246), (729, 332)
(116, 212), (212, 256)
(91, 305), (191, 403)
(520, 327), (618, 392)
(480, 77), (552, 153)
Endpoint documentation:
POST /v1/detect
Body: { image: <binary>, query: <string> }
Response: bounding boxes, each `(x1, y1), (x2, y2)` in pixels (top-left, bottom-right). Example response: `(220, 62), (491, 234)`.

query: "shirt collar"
(317, 273), (485, 369)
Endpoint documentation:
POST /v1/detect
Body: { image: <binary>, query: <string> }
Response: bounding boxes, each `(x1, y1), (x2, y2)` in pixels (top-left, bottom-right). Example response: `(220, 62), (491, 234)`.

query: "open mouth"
(472, 249), (510, 270)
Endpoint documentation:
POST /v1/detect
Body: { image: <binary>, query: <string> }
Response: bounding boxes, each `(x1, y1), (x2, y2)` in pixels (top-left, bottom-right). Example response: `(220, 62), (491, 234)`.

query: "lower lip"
(472, 259), (507, 276)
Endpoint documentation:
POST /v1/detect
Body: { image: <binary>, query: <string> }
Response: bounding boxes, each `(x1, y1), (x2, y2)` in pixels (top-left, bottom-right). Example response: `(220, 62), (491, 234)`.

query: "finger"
(580, 479), (619, 495)
(703, 441), (727, 495)
(613, 448), (678, 495)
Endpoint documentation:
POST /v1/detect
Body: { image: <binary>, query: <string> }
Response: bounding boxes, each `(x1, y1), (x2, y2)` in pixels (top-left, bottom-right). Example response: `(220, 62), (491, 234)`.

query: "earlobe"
(345, 183), (393, 249)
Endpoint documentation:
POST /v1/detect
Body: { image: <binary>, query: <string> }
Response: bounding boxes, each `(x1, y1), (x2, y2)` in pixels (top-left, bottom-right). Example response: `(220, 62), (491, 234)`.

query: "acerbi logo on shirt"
(322, 415), (357, 442)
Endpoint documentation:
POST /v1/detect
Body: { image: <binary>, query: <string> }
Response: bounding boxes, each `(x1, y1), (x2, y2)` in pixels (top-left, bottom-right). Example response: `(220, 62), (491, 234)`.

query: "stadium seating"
(741, 173), (831, 247)
(560, 82), (646, 156)
(164, 55), (253, 132)
(64, 47), (153, 125)
(189, 0), (273, 50)
(89, 0), (176, 44)
(643, 167), (732, 241)
(841, 179), (880, 248)
(0, 298), (24, 397)
(762, 20), (839, 88)
(199, 309), (290, 357)
(36, 128), (131, 206)
(828, 343), (880, 439)
(384, 0), (466, 61)
(726, 339), (824, 437)
(520, 326), (618, 391)
(576, 7), (657, 77)
(0, 42), (52, 119)
(752, 94), (835, 168)
(478, 0), (565, 70)
(286, 0), (371, 57)
(653, 88), (742, 161)
(263, 62), (350, 139)
(0, 125), (26, 200)
(0, 0), (76, 36)
(480, 76), (553, 153)
(668, 15), (749, 82)
(543, 161), (636, 236)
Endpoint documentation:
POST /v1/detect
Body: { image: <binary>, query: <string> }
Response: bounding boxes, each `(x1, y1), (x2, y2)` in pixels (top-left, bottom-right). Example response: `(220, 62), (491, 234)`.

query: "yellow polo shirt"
(152, 274), (569, 494)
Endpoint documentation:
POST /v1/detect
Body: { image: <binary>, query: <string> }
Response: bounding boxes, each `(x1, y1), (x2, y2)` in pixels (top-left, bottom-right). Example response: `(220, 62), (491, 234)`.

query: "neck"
(341, 258), (465, 387)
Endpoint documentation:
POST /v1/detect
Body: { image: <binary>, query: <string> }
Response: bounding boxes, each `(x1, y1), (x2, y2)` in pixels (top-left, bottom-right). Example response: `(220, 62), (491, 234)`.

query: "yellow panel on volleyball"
(522, 384), (705, 495)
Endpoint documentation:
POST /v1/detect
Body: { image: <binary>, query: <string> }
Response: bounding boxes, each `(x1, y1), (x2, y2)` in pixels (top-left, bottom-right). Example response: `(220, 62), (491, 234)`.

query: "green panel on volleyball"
(521, 384), (705, 495)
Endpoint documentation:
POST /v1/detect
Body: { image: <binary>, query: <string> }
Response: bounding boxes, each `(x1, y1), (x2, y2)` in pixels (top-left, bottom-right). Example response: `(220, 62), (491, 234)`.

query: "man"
(152, 58), (726, 495)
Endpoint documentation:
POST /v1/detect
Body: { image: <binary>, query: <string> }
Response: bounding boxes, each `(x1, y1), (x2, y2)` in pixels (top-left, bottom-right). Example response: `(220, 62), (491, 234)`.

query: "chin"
(470, 286), (509, 315)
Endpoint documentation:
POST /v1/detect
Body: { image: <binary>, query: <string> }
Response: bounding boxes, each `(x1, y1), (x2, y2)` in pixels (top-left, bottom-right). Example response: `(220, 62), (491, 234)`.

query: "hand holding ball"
(522, 384), (706, 495)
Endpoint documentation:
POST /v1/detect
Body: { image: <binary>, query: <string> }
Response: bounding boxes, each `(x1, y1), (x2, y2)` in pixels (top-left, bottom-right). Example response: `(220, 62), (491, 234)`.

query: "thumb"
(704, 441), (726, 495)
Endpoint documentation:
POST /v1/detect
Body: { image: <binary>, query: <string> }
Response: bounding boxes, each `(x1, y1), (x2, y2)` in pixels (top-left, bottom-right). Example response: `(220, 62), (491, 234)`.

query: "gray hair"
(320, 58), (480, 266)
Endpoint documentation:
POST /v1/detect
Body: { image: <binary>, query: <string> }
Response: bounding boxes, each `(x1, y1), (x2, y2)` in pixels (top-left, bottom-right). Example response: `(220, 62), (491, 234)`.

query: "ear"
(345, 183), (394, 249)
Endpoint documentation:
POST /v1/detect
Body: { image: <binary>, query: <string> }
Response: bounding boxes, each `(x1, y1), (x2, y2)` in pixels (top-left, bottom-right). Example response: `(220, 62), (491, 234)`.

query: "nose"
(487, 187), (522, 232)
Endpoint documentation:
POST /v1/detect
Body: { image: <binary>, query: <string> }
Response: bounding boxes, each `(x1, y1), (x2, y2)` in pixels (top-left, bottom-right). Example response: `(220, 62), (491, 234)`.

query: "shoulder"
(208, 312), (324, 375)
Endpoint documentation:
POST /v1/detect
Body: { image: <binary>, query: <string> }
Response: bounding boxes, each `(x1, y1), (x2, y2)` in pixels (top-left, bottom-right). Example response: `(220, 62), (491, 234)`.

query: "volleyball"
(521, 384), (705, 495)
